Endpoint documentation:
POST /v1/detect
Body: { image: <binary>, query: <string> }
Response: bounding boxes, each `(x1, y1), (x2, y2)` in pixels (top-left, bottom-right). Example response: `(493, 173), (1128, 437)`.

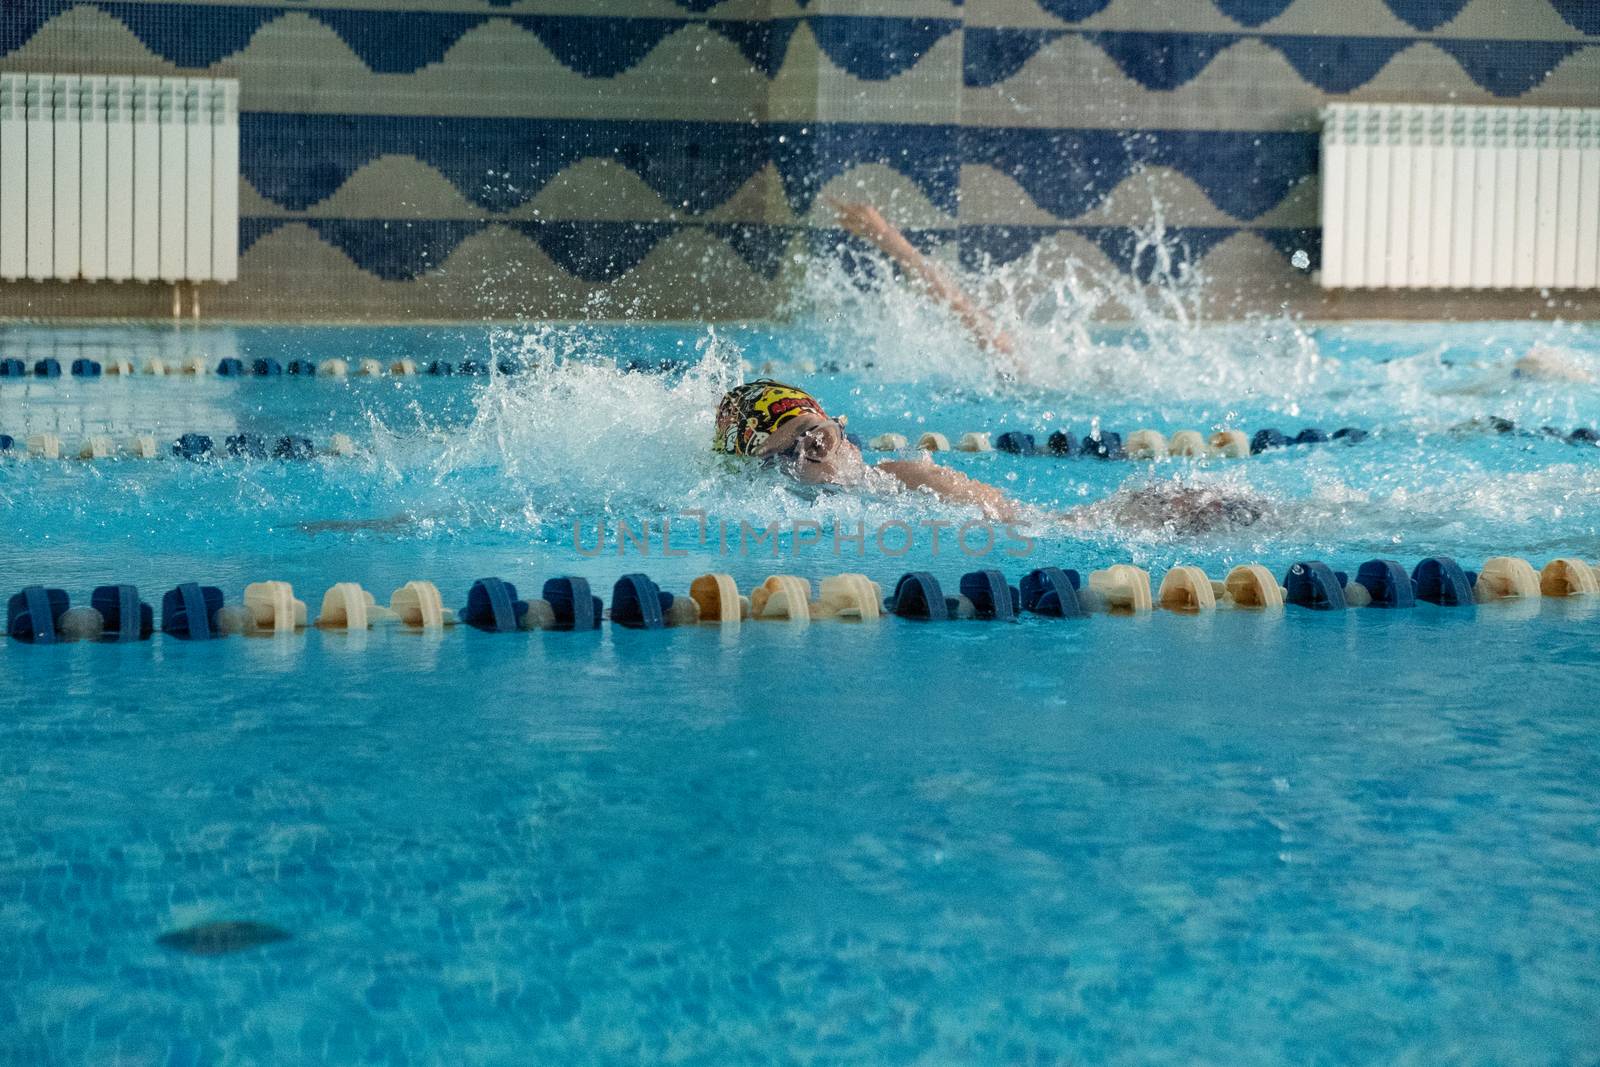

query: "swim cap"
(713, 379), (828, 455)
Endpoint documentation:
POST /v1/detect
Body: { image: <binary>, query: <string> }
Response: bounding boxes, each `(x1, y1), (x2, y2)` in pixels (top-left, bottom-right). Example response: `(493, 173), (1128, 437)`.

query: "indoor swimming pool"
(1, 319), (1598, 1064)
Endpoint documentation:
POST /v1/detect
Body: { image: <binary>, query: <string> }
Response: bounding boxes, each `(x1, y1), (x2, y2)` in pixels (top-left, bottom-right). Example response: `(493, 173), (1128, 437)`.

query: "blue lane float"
(0, 358), (24, 376)
(884, 572), (950, 621)
(611, 573), (673, 629)
(70, 358), (102, 377)
(1251, 428), (1288, 454)
(459, 360), (487, 375)
(996, 431), (1037, 455)
(960, 570), (1020, 621)
(0, 434), (14, 453)
(273, 435), (316, 460)
(173, 433), (214, 460)
(91, 584), (153, 642)
(1046, 430), (1077, 456)
(33, 358), (61, 378)
(1352, 559), (1416, 608)
(542, 576), (602, 630)
(1283, 561), (1348, 610)
(1412, 557), (1476, 606)
(8, 586), (69, 643)
(226, 434), (268, 459)
(161, 583), (224, 640)
(462, 577), (528, 632)
(1078, 431), (1124, 460)
(1333, 427), (1369, 444)
(288, 359), (318, 375)
(216, 358), (246, 376)
(1294, 427), (1328, 445)
(1020, 567), (1086, 618)
(252, 358), (283, 376)
(427, 361), (454, 376)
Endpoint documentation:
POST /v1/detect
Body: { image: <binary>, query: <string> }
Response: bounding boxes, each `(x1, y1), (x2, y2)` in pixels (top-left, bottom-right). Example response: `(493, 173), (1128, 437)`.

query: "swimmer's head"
(713, 379), (865, 485)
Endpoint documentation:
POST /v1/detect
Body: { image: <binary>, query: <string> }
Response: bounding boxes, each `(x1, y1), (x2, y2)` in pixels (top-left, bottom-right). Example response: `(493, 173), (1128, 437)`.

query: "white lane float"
(1125, 429), (1169, 460)
(77, 436), (114, 460)
(816, 574), (882, 621)
(243, 581), (308, 634)
(868, 433), (908, 451)
(1223, 564), (1284, 609)
(1539, 558), (1599, 597)
(26, 433), (61, 459)
(389, 580), (457, 629)
(749, 575), (812, 622)
(917, 432), (951, 452)
(1167, 430), (1206, 457)
(1475, 556), (1541, 601)
(357, 358), (384, 377)
(315, 582), (389, 629)
(1086, 564), (1152, 614)
(319, 359), (349, 378)
(957, 432), (993, 452)
(1209, 430), (1249, 458)
(689, 573), (748, 626)
(1158, 565), (1216, 612)
(126, 434), (159, 459)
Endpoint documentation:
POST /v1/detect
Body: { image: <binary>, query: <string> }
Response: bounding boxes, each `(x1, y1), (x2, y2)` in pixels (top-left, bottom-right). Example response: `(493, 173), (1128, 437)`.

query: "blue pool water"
(2, 320), (1599, 1064)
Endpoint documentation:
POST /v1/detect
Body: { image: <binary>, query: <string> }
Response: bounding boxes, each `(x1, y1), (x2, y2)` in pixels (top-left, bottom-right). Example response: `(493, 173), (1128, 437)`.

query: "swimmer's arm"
(290, 513), (417, 535)
(876, 460), (1028, 522)
(832, 200), (1024, 378)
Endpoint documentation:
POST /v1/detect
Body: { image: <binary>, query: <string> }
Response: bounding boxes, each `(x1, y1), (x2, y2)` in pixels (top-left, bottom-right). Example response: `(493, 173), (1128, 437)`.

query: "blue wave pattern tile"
(1, 2), (960, 82)
(1382, 0), (1474, 30)
(241, 219), (834, 283)
(961, 127), (1318, 222)
(965, 28), (1590, 96)
(1033, 0), (1594, 33)
(242, 115), (961, 217)
(1210, 0), (1297, 26)
(1549, 0), (1600, 33)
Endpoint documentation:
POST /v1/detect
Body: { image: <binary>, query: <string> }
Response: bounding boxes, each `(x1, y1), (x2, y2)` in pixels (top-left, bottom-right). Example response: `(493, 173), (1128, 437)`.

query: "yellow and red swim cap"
(713, 379), (828, 455)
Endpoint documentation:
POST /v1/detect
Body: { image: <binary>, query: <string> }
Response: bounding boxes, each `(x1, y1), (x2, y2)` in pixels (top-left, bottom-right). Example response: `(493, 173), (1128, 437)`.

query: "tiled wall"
(1, 0), (1597, 321)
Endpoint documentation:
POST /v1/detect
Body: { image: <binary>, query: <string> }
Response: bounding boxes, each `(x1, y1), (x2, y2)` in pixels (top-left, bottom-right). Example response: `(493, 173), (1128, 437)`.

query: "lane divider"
(0, 357), (510, 379)
(863, 418), (1600, 461)
(7, 557), (1598, 645)
(0, 432), (361, 461)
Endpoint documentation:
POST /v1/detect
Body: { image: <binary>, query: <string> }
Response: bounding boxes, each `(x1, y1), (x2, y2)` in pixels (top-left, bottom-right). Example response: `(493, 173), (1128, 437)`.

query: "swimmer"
(715, 378), (1024, 519)
(1440, 344), (1597, 398)
(292, 515), (418, 536)
(714, 378), (1269, 533)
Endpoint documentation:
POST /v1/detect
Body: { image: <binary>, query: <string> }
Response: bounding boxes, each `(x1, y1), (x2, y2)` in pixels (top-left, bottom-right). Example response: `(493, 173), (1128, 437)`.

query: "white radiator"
(1320, 104), (1600, 290)
(0, 74), (238, 284)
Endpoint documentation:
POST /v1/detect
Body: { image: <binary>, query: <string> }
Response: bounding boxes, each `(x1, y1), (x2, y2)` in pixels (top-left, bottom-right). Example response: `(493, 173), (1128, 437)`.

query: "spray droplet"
(1291, 250), (1310, 270)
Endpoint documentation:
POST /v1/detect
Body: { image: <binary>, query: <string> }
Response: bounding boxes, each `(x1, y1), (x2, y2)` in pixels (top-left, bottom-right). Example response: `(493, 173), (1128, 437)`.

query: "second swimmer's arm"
(832, 201), (1024, 379)
(876, 460), (1028, 522)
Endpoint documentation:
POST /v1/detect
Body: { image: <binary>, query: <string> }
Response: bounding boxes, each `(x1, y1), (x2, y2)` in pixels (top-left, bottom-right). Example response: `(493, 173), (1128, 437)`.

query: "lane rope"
(7, 557), (1596, 643)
